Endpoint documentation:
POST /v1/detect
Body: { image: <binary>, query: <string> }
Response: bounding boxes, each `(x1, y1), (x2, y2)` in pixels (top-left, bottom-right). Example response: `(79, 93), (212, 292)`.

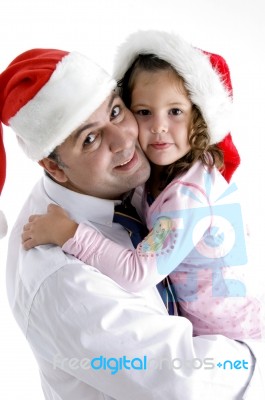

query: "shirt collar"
(43, 175), (121, 227)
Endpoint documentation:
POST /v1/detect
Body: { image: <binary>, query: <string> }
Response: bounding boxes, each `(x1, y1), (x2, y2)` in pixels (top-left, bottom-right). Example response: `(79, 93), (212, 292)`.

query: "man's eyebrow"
(72, 122), (98, 144)
(108, 92), (119, 110)
(72, 92), (119, 144)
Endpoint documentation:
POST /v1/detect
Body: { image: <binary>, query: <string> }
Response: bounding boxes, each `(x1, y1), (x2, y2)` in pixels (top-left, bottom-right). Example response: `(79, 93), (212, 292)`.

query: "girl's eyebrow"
(132, 101), (187, 108)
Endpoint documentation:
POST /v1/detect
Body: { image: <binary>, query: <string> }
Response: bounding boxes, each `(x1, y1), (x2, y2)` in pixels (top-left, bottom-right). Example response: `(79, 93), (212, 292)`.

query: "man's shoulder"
(5, 176), (82, 331)
(6, 235), (85, 333)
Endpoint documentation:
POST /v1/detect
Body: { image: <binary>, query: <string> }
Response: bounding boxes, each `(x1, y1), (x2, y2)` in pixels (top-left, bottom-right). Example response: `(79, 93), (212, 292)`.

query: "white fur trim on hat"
(113, 30), (232, 144)
(9, 52), (116, 161)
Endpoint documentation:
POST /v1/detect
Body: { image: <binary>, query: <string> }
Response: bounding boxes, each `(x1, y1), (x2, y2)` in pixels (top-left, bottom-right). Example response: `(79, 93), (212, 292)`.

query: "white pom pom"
(0, 210), (8, 239)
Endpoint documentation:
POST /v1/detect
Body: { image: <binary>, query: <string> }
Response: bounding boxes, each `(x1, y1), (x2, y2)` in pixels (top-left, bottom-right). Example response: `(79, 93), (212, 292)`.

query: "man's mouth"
(118, 156), (134, 166)
(115, 151), (139, 171)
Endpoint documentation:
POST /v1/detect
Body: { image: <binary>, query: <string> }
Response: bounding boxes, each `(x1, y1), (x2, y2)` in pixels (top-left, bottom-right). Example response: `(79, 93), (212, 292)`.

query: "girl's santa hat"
(113, 30), (240, 183)
(0, 48), (116, 238)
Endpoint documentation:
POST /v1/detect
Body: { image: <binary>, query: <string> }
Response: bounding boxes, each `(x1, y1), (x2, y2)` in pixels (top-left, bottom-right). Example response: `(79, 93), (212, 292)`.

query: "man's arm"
(27, 262), (255, 400)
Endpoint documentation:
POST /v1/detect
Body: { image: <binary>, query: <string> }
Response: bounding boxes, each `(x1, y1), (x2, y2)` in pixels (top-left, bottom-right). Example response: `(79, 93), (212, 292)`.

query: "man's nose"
(108, 125), (135, 153)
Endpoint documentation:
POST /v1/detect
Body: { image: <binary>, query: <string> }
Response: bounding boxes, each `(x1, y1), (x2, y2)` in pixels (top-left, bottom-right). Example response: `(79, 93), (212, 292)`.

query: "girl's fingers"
(47, 203), (69, 217)
(21, 229), (32, 242)
(23, 237), (37, 251)
(23, 223), (31, 232)
(28, 214), (41, 223)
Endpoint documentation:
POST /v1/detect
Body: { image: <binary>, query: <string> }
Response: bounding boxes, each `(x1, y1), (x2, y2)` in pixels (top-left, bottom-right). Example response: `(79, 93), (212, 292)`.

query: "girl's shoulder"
(164, 160), (231, 200)
(170, 160), (212, 186)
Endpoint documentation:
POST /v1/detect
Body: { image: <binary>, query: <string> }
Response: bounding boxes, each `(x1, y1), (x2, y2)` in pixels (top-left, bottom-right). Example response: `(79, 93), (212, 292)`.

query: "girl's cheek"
(138, 130), (146, 149)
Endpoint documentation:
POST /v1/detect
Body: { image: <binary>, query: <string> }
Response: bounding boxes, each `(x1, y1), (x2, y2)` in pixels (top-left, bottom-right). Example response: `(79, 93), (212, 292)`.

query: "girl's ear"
(38, 158), (68, 183)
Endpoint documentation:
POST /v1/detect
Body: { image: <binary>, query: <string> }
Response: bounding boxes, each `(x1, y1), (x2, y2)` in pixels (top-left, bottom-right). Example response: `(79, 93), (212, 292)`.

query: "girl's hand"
(22, 204), (78, 250)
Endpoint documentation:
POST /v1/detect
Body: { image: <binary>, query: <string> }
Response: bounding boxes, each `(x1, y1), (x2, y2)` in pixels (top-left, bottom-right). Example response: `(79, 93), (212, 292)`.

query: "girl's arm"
(22, 190), (209, 292)
(22, 204), (170, 290)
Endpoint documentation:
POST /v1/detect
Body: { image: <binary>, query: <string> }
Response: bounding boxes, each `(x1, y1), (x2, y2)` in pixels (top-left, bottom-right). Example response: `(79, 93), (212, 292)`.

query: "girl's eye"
(83, 133), (97, 146)
(135, 109), (151, 116)
(170, 108), (182, 116)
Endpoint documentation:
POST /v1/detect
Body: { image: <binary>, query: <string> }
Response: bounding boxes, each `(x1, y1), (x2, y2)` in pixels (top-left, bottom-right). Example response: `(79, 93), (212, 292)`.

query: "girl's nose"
(150, 115), (168, 134)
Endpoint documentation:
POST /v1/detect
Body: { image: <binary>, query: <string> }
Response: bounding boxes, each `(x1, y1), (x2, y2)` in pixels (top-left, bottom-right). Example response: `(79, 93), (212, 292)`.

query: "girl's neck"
(148, 164), (165, 199)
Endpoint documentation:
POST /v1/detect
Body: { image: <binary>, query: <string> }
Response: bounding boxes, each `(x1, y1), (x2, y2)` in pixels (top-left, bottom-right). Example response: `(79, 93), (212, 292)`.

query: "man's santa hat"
(0, 48), (116, 237)
(113, 30), (240, 183)
(0, 124), (7, 238)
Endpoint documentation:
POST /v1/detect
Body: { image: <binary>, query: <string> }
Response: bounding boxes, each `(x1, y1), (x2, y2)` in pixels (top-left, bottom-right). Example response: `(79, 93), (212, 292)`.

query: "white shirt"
(6, 175), (265, 399)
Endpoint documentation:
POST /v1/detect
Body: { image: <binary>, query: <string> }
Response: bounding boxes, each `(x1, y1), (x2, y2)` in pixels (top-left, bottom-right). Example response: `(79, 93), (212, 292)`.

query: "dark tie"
(113, 199), (148, 248)
(113, 198), (175, 315)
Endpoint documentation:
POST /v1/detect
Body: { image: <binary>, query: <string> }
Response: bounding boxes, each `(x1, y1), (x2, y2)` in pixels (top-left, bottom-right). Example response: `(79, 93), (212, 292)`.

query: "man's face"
(53, 93), (150, 199)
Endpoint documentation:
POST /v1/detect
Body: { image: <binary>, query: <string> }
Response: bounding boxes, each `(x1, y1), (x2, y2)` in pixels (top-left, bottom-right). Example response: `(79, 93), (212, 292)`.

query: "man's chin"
(126, 161), (150, 190)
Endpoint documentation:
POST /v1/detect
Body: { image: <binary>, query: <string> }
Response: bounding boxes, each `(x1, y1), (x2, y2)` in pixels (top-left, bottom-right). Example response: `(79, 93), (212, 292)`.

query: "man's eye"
(111, 105), (121, 119)
(83, 133), (97, 146)
(136, 109), (150, 116)
(170, 108), (182, 116)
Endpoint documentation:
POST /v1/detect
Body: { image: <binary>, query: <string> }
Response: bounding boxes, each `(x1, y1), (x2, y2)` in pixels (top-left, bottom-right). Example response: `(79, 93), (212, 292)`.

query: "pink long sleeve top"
(63, 161), (264, 340)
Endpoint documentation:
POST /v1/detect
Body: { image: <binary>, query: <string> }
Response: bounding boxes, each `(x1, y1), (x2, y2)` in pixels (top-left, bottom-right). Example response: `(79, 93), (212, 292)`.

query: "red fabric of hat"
(0, 49), (69, 126)
(218, 133), (240, 182)
(0, 124), (5, 194)
(205, 51), (240, 182)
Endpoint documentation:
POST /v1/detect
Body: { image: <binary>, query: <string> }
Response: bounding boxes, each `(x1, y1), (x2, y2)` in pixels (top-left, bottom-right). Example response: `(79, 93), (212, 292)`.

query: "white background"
(0, 0), (264, 398)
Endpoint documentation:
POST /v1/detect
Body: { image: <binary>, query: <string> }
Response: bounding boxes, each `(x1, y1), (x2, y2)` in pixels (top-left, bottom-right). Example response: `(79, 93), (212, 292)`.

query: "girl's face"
(130, 69), (192, 167)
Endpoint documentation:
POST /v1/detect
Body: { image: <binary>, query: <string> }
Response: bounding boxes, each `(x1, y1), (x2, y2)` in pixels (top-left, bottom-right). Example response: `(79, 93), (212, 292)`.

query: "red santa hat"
(113, 30), (240, 183)
(0, 48), (116, 238)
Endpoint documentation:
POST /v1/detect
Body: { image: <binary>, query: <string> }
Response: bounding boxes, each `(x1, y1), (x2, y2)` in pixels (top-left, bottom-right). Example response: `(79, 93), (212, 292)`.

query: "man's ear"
(38, 158), (68, 183)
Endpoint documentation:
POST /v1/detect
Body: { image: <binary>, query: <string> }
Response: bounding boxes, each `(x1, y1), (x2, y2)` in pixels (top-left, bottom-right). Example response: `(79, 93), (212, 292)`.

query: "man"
(0, 48), (264, 399)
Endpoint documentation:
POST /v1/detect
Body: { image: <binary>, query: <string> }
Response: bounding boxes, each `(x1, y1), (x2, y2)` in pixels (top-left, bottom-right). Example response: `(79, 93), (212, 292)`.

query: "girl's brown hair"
(117, 54), (224, 190)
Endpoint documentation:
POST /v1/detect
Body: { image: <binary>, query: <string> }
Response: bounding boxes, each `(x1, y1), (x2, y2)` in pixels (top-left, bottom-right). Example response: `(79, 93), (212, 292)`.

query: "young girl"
(22, 31), (263, 340)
